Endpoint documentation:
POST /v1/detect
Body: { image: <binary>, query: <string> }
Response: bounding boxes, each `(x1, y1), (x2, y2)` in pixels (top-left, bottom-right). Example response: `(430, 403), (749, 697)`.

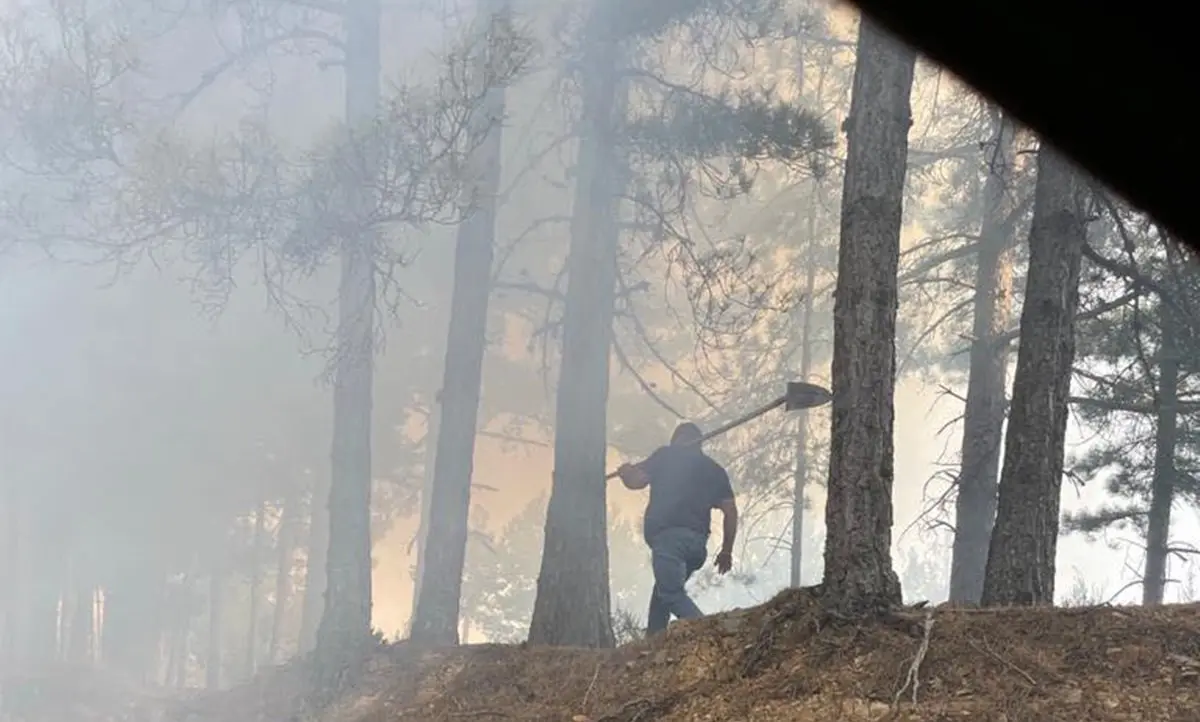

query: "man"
(616, 422), (738, 635)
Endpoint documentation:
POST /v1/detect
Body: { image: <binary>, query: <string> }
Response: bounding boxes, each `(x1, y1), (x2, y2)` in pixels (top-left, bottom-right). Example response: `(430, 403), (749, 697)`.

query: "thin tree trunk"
(981, 147), (1089, 606)
(18, 503), (64, 667)
(1143, 307), (1178, 605)
(790, 53), (828, 591)
(408, 398), (439, 631)
(101, 572), (163, 684)
(66, 557), (94, 664)
(315, 0), (380, 675)
(948, 110), (1019, 604)
(269, 494), (298, 663)
(821, 18), (915, 615)
(790, 215), (818, 589)
(246, 497), (267, 678)
(298, 475), (329, 656)
(409, 0), (509, 645)
(528, 0), (623, 648)
(206, 568), (224, 690)
(164, 622), (180, 688)
(169, 609), (189, 688)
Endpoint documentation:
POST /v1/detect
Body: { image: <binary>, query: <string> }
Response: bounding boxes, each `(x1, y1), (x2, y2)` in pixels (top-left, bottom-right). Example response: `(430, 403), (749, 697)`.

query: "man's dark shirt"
(639, 444), (734, 543)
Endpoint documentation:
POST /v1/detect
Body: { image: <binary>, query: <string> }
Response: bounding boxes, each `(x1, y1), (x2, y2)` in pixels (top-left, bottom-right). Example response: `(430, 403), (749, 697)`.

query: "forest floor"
(10, 588), (1200, 721)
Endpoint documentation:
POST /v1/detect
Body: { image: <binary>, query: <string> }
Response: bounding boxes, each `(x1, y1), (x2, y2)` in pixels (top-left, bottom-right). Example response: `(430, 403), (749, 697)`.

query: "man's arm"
(714, 468), (737, 573)
(716, 498), (738, 568)
(718, 498), (738, 551)
(616, 448), (665, 490)
(616, 463), (650, 490)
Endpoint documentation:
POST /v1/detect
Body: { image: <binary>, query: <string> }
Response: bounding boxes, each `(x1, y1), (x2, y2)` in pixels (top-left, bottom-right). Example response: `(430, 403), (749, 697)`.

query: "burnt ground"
(8, 588), (1200, 721)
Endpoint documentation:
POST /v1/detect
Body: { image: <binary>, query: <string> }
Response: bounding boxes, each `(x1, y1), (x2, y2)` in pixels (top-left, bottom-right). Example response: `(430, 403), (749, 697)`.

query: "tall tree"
(982, 146), (1089, 606)
(948, 110), (1020, 604)
(789, 36), (837, 589)
(409, 0), (513, 645)
(245, 492), (268, 677)
(269, 494), (299, 663)
(314, 0), (381, 679)
(527, 0), (624, 648)
(1065, 226), (1200, 606)
(1143, 305), (1180, 605)
(821, 17), (915, 614)
(298, 473), (329, 656)
(207, 565), (224, 690)
(791, 227), (818, 588)
(409, 400), (440, 630)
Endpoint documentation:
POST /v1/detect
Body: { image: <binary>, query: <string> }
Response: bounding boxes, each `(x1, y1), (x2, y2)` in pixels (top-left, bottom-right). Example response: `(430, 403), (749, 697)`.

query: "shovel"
(604, 380), (831, 480)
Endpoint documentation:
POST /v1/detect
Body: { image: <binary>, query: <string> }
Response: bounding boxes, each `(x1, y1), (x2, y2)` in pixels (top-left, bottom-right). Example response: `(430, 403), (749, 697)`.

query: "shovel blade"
(784, 381), (832, 411)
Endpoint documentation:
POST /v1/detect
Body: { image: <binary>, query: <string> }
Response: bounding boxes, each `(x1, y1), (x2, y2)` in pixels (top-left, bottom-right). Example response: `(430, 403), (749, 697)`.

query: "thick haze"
(0, 0), (1190, 697)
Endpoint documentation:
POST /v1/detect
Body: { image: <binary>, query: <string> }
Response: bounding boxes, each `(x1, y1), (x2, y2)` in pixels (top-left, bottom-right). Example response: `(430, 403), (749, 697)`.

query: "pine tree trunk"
(17, 503), (64, 667)
(298, 475), (329, 656)
(269, 495), (298, 663)
(948, 110), (1019, 604)
(790, 213), (818, 589)
(101, 573), (163, 684)
(65, 563), (94, 664)
(409, 399), (439, 631)
(527, 0), (622, 648)
(790, 53), (827, 590)
(1143, 307), (1178, 605)
(821, 17), (914, 615)
(981, 147), (1088, 606)
(315, 0), (381, 676)
(409, 0), (509, 645)
(168, 607), (189, 689)
(206, 568), (224, 690)
(164, 621), (180, 688)
(245, 497), (267, 678)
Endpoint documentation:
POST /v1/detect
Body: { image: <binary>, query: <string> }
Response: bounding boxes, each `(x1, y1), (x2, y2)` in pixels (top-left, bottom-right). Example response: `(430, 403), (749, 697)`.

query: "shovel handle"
(604, 394), (787, 481)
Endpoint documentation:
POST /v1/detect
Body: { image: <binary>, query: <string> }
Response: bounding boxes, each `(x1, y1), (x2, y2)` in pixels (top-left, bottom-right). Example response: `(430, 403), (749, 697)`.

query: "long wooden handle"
(604, 393), (787, 481)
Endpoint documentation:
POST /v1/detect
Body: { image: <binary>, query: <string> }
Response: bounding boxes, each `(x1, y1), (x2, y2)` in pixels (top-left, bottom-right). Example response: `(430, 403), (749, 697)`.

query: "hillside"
(9, 588), (1200, 721)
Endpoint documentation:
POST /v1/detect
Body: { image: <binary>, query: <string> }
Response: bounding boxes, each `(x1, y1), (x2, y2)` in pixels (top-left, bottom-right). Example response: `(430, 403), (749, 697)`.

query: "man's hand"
(715, 549), (733, 574)
(616, 462), (650, 490)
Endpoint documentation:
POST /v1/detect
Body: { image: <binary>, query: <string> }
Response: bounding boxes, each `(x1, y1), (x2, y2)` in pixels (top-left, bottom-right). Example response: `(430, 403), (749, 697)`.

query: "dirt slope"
(8, 589), (1200, 721)
(173, 588), (1200, 722)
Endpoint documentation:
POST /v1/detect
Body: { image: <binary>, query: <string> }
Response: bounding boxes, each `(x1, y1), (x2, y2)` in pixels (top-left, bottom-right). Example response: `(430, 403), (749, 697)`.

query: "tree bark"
(206, 567), (224, 690)
(948, 110), (1019, 604)
(408, 398), (439, 631)
(821, 18), (914, 615)
(269, 494), (299, 663)
(790, 212), (818, 589)
(1143, 307), (1178, 605)
(981, 147), (1088, 606)
(66, 584), (94, 665)
(409, 0), (509, 645)
(12, 497), (64, 668)
(245, 496), (267, 678)
(315, 0), (381, 675)
(789, 54), (829, 590)
(101, 572), (163, 684)
(527, 0), (623, 648)
(298, 474), (329, 656)
(164, 585), (187, 689)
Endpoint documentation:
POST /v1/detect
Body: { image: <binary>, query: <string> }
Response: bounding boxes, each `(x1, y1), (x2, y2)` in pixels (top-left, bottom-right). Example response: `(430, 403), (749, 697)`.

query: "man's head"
(670, 422), (703, 447)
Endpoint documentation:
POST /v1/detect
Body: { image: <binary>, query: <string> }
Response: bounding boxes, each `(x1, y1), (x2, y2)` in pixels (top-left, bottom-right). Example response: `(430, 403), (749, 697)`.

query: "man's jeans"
(646, 527), (708, 635)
